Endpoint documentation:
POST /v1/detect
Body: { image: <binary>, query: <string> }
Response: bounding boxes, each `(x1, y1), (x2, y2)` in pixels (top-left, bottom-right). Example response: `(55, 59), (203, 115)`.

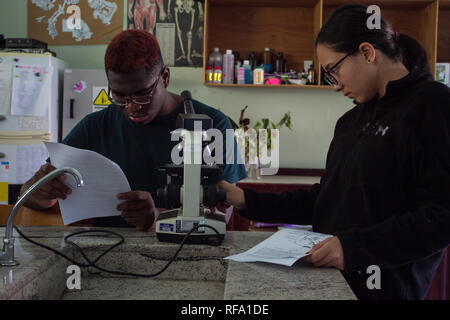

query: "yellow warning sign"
(93, 89), (112, 106)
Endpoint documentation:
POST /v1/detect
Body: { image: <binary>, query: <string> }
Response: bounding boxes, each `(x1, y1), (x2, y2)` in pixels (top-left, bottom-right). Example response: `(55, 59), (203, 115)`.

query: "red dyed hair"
(105, 30), (162, 74)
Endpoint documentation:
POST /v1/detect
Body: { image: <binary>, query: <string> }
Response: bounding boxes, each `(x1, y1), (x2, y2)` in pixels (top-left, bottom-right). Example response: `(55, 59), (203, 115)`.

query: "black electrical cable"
(9, 224), (221, 278)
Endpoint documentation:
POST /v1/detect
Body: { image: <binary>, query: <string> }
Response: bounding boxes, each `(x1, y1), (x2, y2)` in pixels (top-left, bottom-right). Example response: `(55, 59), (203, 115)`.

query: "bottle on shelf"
(307, 64), (316, 84)
(209, 48), (223, 82)
(237, 64), (245, 84)
(209, 47), (222, 69)
(253, 66), (264, 85)
(214, 66), (222, 84)
(243, 60), (252, 84)
(233, 51), (242, 82)
(205, 65), (214, 83)
(223, 49), (235, 84)
(275, 52), (284, 73)
(263, 48), (272, 73)
(249, 51), (258, 71)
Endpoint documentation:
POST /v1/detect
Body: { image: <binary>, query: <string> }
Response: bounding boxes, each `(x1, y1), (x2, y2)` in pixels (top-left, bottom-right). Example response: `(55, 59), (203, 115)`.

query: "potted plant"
(229, 106), (292, 178)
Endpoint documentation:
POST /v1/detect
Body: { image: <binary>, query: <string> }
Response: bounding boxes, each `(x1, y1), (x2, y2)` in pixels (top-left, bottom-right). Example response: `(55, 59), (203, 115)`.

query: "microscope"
(155, 91), (227, 245)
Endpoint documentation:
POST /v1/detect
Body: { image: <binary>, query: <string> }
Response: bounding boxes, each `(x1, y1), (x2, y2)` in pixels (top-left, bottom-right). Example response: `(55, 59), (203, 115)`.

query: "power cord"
(8, 224), (221, 278)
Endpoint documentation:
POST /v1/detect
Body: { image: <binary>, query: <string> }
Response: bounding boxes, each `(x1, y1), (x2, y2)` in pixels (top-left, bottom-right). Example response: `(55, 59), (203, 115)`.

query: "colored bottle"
(237, 66), (245, 84)
(206, 65), (214, 83)
(214, 66), (222, 84)
(233, 51), (242, 82)
(253, 66), (264, 85)
(223, 49), (235, 84)
(243, 60), (252, 84)
(263, 48), (272, 73)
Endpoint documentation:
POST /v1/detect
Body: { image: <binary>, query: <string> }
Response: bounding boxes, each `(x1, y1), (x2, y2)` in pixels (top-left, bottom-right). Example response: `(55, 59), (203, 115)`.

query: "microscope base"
(156, 210), (227, 246)
(156, 232), (225, 246)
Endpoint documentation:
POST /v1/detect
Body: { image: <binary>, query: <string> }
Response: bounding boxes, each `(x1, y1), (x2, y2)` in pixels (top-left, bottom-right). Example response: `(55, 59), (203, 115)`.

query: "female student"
(217, 4), (450, 299)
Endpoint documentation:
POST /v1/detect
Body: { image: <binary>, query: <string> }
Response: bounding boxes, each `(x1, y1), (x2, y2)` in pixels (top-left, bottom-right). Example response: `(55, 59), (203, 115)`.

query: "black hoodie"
(239, 68), (450, 299)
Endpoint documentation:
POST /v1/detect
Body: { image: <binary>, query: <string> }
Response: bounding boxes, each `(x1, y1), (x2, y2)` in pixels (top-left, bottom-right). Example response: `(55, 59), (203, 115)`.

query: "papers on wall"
(156, 23), (176, 67)
(225, 228), (333, 267)
(0, 64), (12, 115)
(44, 142), (131, 225)
(10, 64), (53, 117)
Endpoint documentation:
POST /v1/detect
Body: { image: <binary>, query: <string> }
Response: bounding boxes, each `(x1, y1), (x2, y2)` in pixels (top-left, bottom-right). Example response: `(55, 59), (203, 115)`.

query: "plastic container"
(222, 49), (235, 84)
(214, 66), (222, 84)
(237, 66), (245, 84)
(253, 67), (264, 84)
(209, 47), (223, 70)
(243, 60), (252, 84)
(263, 48), (272, 73)
(206, 65), (214, 83)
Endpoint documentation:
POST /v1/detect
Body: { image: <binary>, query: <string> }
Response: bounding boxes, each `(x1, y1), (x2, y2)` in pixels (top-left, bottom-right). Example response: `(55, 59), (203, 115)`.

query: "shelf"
(204, 83), (333, 89)
(203, 0), (323, 85)
(203, 0), (446, 87)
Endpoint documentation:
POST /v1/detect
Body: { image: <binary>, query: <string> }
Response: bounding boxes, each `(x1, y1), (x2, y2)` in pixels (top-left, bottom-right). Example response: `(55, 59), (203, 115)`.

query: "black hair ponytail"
(396, 33), (430, 71)
(315, 4), (429, 72)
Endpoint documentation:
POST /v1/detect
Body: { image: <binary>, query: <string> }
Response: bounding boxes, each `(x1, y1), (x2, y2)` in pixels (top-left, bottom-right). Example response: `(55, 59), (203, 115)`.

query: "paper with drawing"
(225, 228), (332, 266)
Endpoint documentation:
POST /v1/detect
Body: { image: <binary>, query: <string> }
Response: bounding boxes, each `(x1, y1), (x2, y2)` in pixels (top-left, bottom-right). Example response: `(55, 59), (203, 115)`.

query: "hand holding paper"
(225, 228), (333, 267)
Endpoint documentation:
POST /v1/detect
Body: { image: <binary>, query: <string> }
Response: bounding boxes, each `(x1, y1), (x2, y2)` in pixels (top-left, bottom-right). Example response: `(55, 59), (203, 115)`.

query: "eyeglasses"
(323, 50), (357, 86)
(107, 67), (165, 106)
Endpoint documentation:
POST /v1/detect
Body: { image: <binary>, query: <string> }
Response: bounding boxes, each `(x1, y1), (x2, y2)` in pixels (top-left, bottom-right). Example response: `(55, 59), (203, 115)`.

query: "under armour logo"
(375, 125), (389, 136)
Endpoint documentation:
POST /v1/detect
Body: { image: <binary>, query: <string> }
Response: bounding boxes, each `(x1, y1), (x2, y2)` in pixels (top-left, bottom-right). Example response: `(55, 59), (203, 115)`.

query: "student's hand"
(303, 236), (345, 271)
(216, 180), (246, 210)
(24, 163), (72, 209)
(117, 191), (156, 231)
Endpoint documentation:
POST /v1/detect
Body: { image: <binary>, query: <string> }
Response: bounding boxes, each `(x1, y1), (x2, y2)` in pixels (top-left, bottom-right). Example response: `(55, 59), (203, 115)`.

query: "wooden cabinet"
(203, 0), (447, 88)
(438, 0), (450, 63)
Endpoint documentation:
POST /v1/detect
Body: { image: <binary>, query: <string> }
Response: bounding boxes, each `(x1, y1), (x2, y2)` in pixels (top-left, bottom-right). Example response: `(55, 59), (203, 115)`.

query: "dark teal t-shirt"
(62, 99), (247, 227)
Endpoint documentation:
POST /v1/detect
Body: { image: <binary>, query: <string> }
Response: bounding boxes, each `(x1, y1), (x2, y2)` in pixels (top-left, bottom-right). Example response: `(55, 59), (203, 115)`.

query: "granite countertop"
(239, 175), (321, 185)
(0, 226), (356, 300)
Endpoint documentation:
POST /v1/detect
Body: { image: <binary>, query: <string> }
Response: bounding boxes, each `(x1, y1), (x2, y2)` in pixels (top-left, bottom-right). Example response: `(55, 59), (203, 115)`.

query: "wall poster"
(28, 0), (124, 45)
(127, 0), (204, 67)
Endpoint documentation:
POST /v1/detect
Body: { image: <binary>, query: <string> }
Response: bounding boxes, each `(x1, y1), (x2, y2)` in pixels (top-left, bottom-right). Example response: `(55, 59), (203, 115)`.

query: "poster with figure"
(127, 0), (204, 67)
(28, 0), (123, 45)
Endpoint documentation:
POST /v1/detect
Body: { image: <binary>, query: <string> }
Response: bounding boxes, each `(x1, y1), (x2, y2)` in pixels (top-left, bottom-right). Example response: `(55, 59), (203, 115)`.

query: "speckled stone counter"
(0, 226), (356, 300)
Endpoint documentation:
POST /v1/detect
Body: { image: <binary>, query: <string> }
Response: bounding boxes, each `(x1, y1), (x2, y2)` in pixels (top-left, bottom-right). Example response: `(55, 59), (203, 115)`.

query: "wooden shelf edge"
(203, 83), (334, 89)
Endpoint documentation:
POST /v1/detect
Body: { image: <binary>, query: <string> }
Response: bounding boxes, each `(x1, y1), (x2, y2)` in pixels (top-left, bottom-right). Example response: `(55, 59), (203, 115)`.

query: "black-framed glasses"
(108, 67), (165, 106)
(323, 50), (357, 86)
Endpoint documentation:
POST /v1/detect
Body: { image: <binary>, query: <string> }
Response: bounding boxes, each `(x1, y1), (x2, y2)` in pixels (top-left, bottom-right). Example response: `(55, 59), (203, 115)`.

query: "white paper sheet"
(44, 142), (131, 225)
(10, 64), (52, 117)
(225, 228), (333, 266)
(16, 144), (49, 184)
(0, 63), (12, 114)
